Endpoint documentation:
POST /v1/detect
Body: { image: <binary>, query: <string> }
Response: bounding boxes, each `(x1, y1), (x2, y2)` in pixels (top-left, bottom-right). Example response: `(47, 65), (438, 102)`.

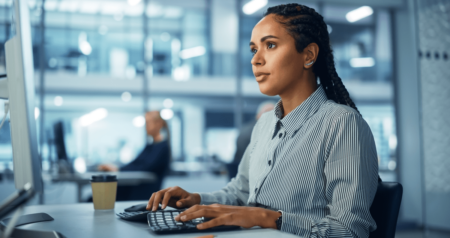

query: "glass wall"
(0, 0), (398, 193)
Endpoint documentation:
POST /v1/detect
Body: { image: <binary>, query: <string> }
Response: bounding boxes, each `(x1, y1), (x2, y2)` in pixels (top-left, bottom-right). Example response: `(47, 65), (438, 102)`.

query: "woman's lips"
(254, 73), (270, 82)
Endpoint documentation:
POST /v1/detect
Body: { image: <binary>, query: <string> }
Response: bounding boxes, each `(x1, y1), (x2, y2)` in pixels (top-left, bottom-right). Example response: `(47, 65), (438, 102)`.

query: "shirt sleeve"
(280, 112), (379, 238)
(197, 120), (260, 206)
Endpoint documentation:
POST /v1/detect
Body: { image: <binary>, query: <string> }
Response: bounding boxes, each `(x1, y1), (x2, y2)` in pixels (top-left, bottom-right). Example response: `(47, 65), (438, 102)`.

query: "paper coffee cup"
(91, 175), (118, 210)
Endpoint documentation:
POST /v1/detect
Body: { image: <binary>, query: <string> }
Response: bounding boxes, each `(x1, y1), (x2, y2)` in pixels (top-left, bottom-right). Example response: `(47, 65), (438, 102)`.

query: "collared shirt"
(199, 85), (379, 238)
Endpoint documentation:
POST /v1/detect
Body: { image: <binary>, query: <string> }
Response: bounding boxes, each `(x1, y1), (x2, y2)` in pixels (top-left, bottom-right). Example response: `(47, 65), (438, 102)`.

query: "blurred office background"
(0, 0), (449, 237)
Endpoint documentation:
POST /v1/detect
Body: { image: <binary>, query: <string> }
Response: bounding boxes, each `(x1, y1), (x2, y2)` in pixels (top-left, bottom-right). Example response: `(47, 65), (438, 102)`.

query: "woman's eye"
(250, 49), (257, 55)
(267, 43), (276, 49)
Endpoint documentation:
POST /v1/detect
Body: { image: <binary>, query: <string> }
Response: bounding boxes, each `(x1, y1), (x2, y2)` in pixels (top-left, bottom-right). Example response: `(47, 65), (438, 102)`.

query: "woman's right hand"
(147, 186), (201, 211)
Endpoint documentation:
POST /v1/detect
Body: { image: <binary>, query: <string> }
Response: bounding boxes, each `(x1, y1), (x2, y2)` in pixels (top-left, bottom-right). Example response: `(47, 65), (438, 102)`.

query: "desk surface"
(21, 201), (298, 238)
(47, 172), (157, 185)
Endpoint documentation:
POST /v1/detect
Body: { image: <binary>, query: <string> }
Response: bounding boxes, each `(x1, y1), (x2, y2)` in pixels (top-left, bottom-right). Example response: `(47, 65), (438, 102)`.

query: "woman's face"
(145, 112), (163, 137)
(250, 14), (307, 96)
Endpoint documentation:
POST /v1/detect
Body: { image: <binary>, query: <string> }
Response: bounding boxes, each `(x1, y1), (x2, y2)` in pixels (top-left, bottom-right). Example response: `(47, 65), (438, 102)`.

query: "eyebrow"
(249, 35), (279, 46)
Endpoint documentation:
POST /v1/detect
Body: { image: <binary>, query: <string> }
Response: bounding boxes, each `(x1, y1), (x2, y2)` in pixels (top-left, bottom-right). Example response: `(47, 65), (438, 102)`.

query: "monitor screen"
(4, 0), (42, 192)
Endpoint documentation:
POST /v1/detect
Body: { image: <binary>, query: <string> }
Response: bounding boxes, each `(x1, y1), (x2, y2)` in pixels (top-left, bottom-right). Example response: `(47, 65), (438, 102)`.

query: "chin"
(258, 82), (278, 96)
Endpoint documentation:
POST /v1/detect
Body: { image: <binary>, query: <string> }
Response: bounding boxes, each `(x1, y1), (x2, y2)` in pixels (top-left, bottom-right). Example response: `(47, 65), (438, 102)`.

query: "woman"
(99, 111), (171, 200)
(148, 4), (378, 237)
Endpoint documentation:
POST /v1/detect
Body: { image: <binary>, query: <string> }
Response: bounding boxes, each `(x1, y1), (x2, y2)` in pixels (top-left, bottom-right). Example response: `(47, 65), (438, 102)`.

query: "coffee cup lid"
(91, 175), (117, 182)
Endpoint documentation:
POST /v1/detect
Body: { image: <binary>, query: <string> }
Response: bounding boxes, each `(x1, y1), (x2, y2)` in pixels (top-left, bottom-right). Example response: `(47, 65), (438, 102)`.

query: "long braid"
(264, 4), (360, 114)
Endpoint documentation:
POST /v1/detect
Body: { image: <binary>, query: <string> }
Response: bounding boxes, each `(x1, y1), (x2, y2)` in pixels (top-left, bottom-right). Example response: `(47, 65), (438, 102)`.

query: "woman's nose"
(251, 52), (264, 66)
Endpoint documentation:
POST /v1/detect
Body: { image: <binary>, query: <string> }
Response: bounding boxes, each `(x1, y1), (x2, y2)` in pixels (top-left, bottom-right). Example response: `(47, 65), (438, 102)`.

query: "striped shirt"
(199, 85), (379, 238)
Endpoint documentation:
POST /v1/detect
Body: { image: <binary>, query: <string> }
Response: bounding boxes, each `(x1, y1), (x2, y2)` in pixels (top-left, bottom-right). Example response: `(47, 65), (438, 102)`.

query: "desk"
(18, 201), (298, 238)
(44, 172), (157, 202)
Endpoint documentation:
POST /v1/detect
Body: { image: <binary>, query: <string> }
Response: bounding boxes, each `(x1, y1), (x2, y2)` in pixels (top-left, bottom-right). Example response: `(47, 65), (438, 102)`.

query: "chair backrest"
(369, 182), (403, 238)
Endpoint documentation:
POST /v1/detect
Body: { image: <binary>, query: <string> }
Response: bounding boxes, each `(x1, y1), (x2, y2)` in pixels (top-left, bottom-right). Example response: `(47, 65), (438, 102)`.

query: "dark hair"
(264, 4), (359, 114)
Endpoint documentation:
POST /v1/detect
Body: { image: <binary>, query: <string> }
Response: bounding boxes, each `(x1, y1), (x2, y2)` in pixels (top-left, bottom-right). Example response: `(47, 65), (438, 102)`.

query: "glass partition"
(0, 0), (399, 202)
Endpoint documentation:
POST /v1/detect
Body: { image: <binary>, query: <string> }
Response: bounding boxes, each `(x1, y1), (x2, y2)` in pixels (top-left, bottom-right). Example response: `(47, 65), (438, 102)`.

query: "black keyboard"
(147, 209), (240, 234)
(116, 211), (150, 222)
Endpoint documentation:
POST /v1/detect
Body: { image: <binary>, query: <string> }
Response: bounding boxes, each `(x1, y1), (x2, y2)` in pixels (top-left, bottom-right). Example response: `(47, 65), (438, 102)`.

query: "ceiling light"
(180, 46), (206, 59)
(127, 0), (141, 7)
(54, 96), (63, 106)
(346, 6), (373, 23)
(349, 57), (375, 68)
(79, 108), (108, 127)
(243, 0), (268, 15)
(132, 116), (145, 127)
(160, 109), (174, 120)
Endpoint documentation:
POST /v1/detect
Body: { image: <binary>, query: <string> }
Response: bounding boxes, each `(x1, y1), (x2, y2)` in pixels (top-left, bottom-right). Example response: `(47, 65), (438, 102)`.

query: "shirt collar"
(273, 85), (328, 137)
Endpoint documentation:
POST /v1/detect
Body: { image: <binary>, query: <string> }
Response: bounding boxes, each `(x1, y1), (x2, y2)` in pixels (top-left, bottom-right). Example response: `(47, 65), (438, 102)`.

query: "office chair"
(369, 182), (403, 238)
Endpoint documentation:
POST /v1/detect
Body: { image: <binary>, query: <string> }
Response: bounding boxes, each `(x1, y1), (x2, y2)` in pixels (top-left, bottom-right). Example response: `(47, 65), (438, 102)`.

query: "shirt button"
(268, 160), (271, 166)
(279, 133), (283, 138)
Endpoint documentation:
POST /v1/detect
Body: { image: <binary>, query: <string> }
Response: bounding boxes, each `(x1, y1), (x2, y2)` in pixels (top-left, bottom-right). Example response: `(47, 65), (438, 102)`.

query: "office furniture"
(369, 182), (403, 238)
(12, 201), (298, 238)
(43, 172), (156, 202)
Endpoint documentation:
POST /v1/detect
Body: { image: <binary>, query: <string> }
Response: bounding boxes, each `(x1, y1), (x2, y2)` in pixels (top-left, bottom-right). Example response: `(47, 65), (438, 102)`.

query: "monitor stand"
(0, 211), (65, 238)
(1, 213), (54, 227)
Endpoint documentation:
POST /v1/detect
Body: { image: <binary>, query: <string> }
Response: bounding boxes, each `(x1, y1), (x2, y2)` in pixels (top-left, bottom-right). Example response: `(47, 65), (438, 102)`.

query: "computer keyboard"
(116, 210), (150, 222)
(147, 209), (240, 234)
(116, 203), (161, 222)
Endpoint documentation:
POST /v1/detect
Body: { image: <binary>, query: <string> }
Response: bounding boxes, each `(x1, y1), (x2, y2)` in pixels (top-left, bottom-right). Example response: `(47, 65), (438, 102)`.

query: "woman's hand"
(174, 204), (281, 230)
(97, 164), (118, 172)
(147, 186), (201, 211)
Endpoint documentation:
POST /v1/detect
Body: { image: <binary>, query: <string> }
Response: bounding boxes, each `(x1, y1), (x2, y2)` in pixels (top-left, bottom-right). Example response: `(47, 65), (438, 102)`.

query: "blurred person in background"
(147, 3), (378, 238)
(227, 101), (275, 180)
(98, 111), (171, 201)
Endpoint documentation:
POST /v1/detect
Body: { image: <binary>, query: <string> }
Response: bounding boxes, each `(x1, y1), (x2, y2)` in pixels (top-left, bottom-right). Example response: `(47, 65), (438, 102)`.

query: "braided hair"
(264, 4), (359, 114)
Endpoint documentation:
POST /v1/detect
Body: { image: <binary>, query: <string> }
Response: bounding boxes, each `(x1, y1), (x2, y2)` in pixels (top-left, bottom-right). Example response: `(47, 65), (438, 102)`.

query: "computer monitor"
(0, 0), (42, 193)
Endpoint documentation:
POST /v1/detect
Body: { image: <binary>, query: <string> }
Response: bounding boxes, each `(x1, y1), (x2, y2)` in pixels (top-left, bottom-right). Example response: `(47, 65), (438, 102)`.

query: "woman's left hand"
(174, 204), (281, 230)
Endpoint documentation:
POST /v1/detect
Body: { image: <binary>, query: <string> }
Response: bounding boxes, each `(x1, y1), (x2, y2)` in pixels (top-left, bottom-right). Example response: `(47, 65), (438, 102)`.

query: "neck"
(279, 73), (317, 117)
(152, 133), (163, 143)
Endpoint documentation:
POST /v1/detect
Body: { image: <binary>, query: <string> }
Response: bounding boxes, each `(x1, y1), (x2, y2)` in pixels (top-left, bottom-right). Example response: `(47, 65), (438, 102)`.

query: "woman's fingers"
(197, 215), (232, 230)
(167, 198), (180, 208)
(161, 189), (179, 209)
(176, 204), (219, 219)
(176, 198), (189, 208)
(161, 187), (188, 209)
(148, 188), (169, 211)
(147, 192), (157, 210)
(175, 206), (217, 222)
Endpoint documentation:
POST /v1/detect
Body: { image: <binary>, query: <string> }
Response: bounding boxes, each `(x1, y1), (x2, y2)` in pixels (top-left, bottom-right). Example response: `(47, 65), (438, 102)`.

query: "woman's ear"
(303, 43), (319, 69)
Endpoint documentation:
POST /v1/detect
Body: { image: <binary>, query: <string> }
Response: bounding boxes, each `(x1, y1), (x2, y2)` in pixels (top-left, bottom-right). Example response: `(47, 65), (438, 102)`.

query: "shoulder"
(255, 110), (275, 130)
(317, 100), (373, 136)
(318, 101), (375, 143)
(151, 140), (169, 152)
(319, 100), (363, 123)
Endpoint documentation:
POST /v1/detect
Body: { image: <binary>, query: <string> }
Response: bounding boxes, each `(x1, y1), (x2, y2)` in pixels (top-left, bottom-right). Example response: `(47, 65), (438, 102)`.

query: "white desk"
(44, 172), (157, 202)
(18, 201), (298, 238)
